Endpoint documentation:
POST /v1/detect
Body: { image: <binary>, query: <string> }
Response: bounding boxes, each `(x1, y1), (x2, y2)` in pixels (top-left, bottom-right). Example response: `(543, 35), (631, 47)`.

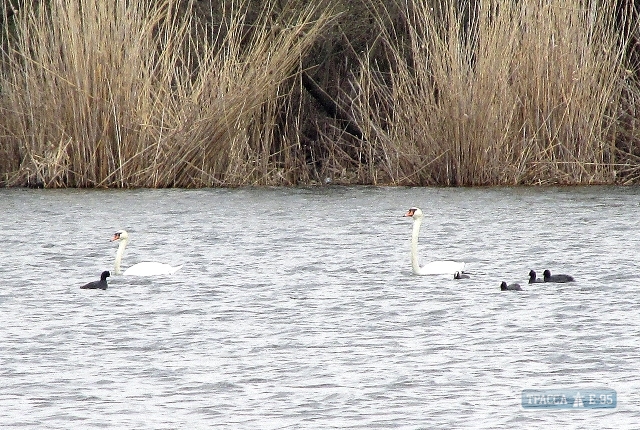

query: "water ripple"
(0, 186), (639, 428)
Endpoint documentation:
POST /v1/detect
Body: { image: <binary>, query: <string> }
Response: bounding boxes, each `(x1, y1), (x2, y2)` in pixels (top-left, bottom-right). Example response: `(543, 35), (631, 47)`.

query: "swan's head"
(100, 271), (111, 281)
(500, 281), (508, 291)
(111, 230), (129, 242)
(404, 207), (423, 219)
(543, 270), (551, 278)
(529, 270), (536, 278)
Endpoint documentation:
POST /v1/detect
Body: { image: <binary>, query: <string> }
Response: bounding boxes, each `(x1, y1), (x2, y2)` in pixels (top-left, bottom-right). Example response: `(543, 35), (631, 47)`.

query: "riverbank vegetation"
(1, 0), (639, 187)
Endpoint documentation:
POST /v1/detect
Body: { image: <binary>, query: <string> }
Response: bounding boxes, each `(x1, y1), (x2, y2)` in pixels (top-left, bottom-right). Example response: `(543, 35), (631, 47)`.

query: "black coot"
(80, 271), (110, 290)
(500, 281), (522, 291)
(528, 270), (543, 284)
(454, 271), (470, 279)
(543, 270), (574, 283)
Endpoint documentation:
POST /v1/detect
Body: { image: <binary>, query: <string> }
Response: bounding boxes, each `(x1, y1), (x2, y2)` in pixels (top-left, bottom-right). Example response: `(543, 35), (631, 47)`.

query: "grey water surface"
(1, 186), (639, 428)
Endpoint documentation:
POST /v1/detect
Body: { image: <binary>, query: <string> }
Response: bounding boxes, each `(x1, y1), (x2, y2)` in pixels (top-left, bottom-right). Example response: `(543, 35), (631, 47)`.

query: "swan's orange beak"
(110, 233), (120, 241)
(404, 209), (416, 217)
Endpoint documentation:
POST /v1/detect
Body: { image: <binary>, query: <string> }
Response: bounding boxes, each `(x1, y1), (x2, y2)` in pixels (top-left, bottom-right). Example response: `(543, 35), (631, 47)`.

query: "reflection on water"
(1, 186), (639, 428)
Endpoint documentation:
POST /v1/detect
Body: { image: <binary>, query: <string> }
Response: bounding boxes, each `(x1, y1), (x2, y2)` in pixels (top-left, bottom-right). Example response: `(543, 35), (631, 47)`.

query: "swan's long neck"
(114, 239), (128, 275)
(411, 217), (423, 274)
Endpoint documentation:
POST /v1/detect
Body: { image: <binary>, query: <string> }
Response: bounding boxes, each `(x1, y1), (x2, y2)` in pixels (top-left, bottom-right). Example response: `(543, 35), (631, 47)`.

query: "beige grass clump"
(0, 0), (334, 187)
(350, 0), (633, 185)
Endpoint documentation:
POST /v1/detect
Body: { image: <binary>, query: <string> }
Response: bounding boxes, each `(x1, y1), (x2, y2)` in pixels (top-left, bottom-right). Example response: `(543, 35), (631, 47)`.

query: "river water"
(0, 186), (638, 428)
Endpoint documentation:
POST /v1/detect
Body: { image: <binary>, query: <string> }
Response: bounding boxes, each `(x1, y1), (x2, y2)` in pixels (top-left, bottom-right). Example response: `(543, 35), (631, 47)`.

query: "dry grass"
(1, 0), (639, 187)
(0, 0), (334, 187)
(349, 0), (638, 185)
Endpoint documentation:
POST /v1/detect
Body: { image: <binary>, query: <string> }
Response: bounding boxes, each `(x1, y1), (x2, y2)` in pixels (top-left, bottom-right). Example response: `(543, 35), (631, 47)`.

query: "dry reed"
(2, 0), (640, 187)
(349, 0), (637, 185)
(0, 0), (334, 187)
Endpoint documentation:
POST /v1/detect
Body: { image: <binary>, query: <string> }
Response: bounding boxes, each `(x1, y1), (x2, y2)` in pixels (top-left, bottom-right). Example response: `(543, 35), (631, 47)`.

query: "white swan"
(404, 207), (466, 275)
(111, 230), (182, 276)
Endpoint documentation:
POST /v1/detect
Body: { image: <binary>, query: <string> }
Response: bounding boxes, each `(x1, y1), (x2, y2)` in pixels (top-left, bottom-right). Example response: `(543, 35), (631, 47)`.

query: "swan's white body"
(404, 207), (466, 276)
(112, 230), (182, 276)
